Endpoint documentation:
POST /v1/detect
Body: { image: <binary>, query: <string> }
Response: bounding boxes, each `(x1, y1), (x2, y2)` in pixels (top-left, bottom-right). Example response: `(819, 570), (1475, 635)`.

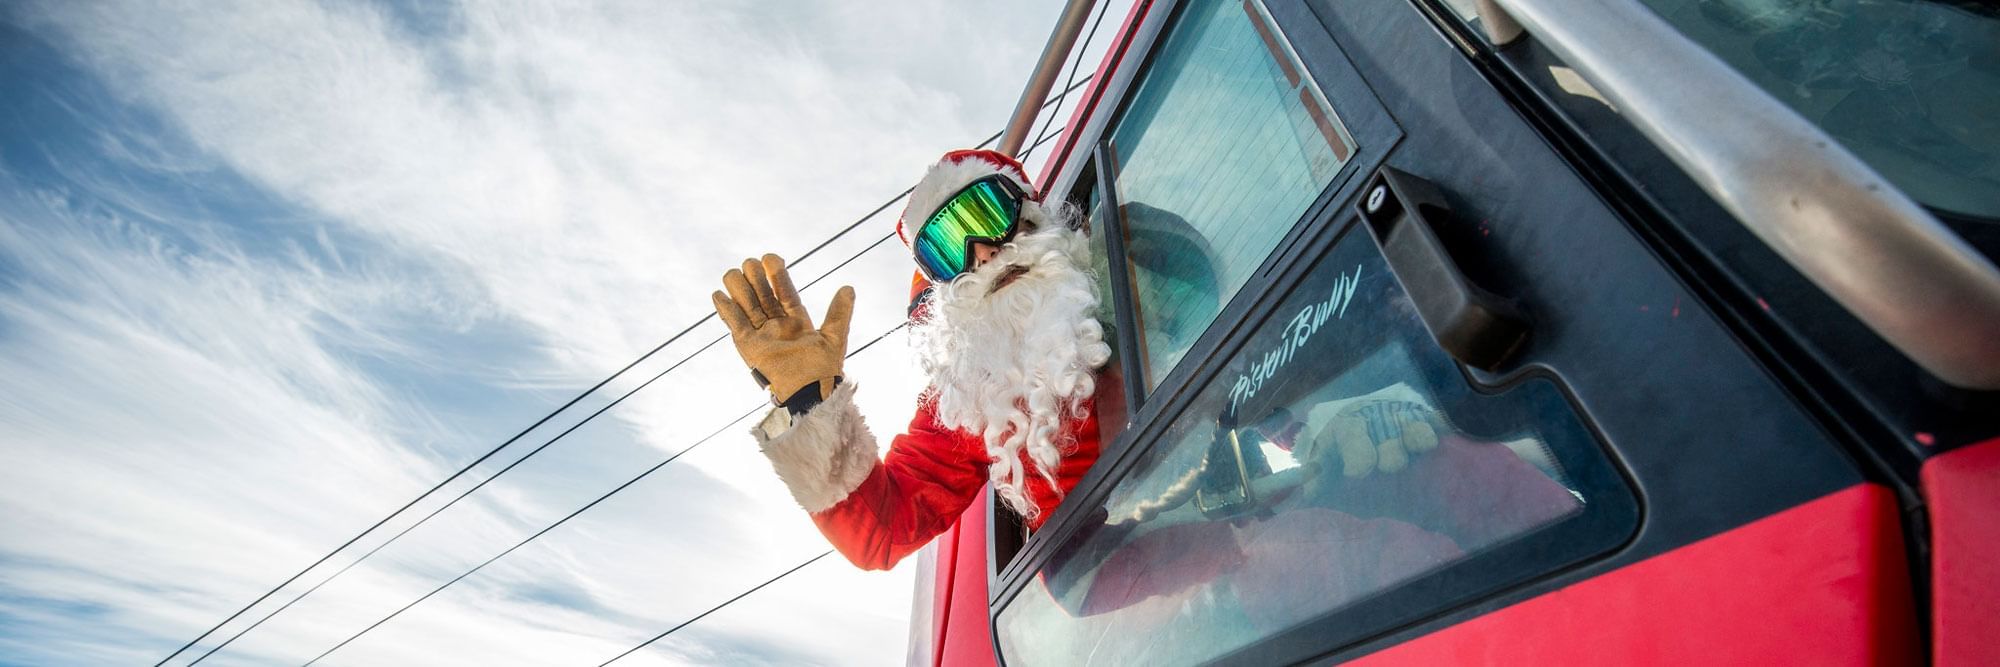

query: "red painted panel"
(1353, 484), (1916, 666)
(1922, 436), (2000, 667)
(925, 519), (959, 667)
(938, 492), (997, 667)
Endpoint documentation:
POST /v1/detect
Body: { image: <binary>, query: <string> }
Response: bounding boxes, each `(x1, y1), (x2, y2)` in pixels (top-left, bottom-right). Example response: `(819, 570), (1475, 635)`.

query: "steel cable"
(301, 322), (909, 666)
(166, 73), (1096, 667)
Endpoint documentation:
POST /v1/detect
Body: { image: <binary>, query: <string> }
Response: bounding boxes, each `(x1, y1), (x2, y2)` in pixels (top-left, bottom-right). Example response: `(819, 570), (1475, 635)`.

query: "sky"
(0, 1), (1125, 664)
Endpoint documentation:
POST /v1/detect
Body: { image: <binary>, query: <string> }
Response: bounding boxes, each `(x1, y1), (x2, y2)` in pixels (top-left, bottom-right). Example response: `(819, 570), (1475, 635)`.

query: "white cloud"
(0, 168), (463, 664)
(19, 0), (1059, 378)
(1, 0), (1125, 664)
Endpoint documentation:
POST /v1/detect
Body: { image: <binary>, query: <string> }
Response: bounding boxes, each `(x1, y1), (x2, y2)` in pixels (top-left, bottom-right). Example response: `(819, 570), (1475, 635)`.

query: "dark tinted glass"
(996, 224), (1631, 665)
(1642, 1), (2000, 217)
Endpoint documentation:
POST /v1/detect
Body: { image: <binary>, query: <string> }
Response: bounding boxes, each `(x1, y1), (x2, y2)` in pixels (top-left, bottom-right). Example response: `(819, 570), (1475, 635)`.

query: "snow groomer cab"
(908, 0), (2000, 664)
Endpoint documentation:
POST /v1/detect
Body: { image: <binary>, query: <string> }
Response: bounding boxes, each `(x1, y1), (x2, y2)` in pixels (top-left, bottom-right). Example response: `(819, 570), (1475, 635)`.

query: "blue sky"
(0, 1), (1122, 664)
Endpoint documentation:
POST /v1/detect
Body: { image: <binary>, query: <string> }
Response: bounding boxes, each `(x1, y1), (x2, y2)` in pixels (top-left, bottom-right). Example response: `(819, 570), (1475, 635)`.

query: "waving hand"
(712, 254), (856, 403)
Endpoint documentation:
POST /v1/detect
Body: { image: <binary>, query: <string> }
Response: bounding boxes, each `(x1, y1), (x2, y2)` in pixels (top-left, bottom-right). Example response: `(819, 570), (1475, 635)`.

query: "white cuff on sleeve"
(751, 381), (879, 513)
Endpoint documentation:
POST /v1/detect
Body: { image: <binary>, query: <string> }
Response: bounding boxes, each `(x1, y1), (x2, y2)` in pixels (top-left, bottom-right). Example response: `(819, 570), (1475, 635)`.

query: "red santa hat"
(897, 149), (1039, 318)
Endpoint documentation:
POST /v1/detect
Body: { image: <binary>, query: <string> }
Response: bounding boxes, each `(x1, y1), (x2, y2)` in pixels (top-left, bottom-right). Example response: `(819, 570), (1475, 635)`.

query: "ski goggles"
(911, 175), (1028, 283)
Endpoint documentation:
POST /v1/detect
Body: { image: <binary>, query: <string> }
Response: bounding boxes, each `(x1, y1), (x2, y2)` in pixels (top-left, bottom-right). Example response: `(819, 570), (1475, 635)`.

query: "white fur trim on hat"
(751, 381), (879, 513)
(903, 155), (1035, 238)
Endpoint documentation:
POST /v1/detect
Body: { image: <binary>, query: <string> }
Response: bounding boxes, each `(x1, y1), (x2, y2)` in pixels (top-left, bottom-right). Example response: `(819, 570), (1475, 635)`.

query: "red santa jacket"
(753, 381), (1100, 571)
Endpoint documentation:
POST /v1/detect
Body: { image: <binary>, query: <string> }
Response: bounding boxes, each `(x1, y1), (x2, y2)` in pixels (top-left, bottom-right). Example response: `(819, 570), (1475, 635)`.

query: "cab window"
(995, 218), (1635, 664)
(1107, 0), (1356, 389)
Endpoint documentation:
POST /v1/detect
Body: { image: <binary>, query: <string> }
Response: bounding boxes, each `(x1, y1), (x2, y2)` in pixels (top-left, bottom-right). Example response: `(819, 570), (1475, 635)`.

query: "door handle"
(1357, 167), (1528, 370)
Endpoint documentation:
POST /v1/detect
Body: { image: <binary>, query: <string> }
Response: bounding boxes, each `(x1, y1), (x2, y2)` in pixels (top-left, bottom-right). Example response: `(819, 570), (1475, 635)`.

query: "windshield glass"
(1641, 0), (2000, 218)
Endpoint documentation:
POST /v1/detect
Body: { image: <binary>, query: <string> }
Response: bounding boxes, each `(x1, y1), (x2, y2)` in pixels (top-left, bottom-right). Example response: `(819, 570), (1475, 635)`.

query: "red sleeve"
(811, 401), (990, 570)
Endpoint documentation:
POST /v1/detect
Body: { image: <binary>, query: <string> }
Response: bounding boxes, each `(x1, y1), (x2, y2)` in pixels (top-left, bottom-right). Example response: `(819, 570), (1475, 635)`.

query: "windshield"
(1641, 0), (2000, 218)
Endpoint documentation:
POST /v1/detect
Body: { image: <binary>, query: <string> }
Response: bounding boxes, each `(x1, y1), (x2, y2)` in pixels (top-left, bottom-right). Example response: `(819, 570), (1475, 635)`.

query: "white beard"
(910, 204), (1113, 520)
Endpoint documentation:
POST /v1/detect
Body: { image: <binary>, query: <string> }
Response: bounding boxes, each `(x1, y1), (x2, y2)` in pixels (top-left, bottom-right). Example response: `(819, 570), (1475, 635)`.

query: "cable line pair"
(162, 77), (1094, 666)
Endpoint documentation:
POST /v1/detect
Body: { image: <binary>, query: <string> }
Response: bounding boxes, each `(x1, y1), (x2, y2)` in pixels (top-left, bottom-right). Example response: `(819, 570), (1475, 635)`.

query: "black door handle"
(1356, 167), (1529, 370)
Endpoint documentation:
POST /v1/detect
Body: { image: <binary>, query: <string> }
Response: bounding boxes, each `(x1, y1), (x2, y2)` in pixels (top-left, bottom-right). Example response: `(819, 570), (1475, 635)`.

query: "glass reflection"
(1110, 0), (1357, 388)
(997, 228), (1593, 665)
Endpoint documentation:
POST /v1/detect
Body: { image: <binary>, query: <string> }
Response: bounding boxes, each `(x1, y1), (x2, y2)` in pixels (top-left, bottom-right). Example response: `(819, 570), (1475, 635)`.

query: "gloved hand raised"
(711, 254), (856, 403)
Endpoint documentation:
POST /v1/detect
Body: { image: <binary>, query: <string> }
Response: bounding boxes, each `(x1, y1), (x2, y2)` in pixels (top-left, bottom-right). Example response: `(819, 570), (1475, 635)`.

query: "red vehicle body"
(908, 0), (2000, 664)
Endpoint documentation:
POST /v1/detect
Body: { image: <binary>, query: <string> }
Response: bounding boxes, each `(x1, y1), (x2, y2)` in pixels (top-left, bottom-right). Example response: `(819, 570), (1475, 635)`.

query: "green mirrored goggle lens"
(913, 179), (1020, 281)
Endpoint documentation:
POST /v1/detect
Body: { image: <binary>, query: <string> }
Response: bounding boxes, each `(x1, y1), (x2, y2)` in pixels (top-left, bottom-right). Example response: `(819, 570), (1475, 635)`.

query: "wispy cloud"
(0, 0), (1121, 664)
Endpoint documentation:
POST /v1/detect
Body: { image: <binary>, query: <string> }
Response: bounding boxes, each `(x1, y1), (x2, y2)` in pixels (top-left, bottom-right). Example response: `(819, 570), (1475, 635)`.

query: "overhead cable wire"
(597, 550), (835, 666)
(604, 23), (1117, 664)
(594, 41), (1122, 659)
(160, 76), (1096, 663)
(301, 321), (911, 666)
(155, 164), (928, 667)
(174, 76), (1093, 667)
(1017, 0), (1111, 163)
(596, 71), (1116, 662)
(152, 301), (711, 667)
(173, 187), (932, 667)
(292, 99), (1087, 666)
(184, 341), (718, 664)
(179, 183), (931, 666)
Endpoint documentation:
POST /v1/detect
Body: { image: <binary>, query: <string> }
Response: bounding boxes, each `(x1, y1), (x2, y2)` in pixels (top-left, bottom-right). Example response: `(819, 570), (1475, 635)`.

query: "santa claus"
(710, 149), (1439, 571)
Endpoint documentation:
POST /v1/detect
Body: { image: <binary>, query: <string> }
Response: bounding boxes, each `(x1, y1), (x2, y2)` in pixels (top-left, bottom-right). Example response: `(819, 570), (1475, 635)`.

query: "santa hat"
(897, 149), (1039, 318)
(896, 149), (1038, 247)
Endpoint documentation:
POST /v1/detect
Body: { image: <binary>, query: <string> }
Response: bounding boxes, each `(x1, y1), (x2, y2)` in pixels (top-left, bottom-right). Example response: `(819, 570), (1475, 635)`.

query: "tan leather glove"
(1299, 384), (1442, 478)
(712, 254), (856, 403)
